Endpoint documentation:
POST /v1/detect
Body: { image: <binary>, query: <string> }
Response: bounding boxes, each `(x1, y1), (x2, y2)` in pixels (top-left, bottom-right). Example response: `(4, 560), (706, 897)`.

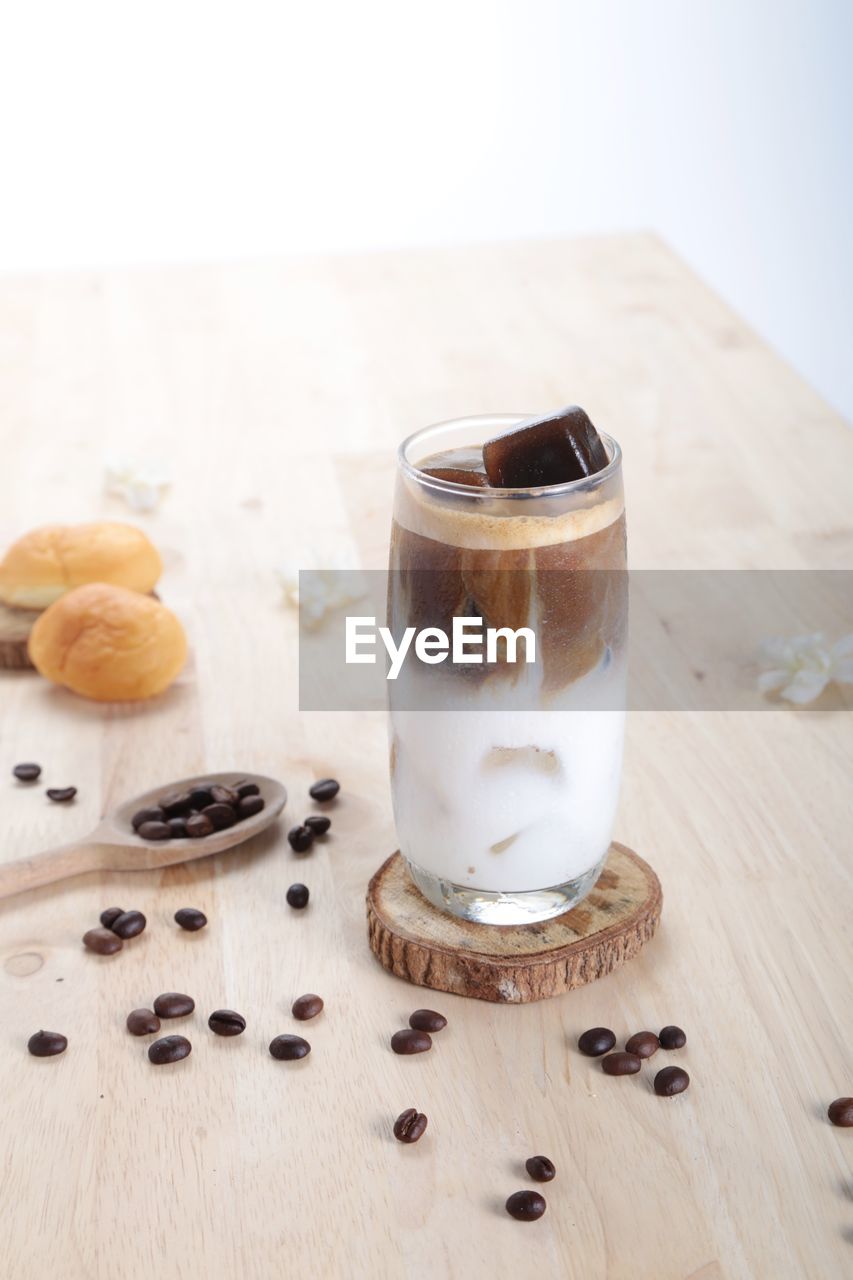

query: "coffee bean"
(292, 993), (324, 1021)
(202, 802), (237, 830)
(235, 781), (260, 799)
(578, 1027), (616, 1056)
(391, 1029), (432, 1055)
(237, 794), (265, 820)
(148, 1034), (192, 1064)
(625, 1031), (659, 1059)
(47, 787), (76, 803)
(654, 1066), (690, 1097)
(189, 785), (214, 809)
(210, 784), (240, 806)
(27, 1030), (67, 1057)
(304, 814), (331, 835)
(127, 1008), (160, 1036)
(83, 927), (123, 955)
(208, 1009), (246, 1036)
(286, 883), (309, 909)
(309, 778), (339, 803)
(154, 992), (195, 1018)
(132, 806), (166, 830)
(186, 812), (214, 838)
(505, 1191), (546, 1222)
(111, 910), (146, 939)
(99, 906), (124, 929)
(659, 1025), (687, 1050)
(288, 825), (314, 852)
(828, 1097), (853, 1128)
(168, 817), (188, 838)
(160, 790), (193, 817)
(13, 762), (41, 782)
(602, 1052), (642, 1076)
(393, 1108), (428, 1143)
(174, 907), (207, 931)
(525, 1155), (556, 1182)
(269, 1033), (311, 1060)
(137, 820), (172, 841)
(409, 1009), (447, 1033)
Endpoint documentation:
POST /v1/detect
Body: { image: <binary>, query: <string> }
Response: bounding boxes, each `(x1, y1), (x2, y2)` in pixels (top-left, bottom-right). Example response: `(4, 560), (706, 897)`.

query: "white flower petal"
(757, 669), (789, 695)
(780, 668), (830, 705)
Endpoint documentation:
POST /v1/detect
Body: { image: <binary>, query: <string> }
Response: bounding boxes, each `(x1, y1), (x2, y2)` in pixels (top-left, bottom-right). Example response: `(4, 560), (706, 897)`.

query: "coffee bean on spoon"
(394, 1108), (428, 1143)
(304, 815), (330, 835)
(188, 785), (214, 808)
(13, 762), (41, 782)
(186, 812), (214, 838)
(235, 781), (260, 799)
(505, 1190), (546, 1222)
(288, 825), (314, 852)
(83, 927), (123, 955)
(99, 906), (124, 929)
(110, 910), (146, 939)
(578, 1027), (616, 1056)
(286, 883), (309, 909)
(525, 1156), (556, 1182)
(202, 802), (237, 830)
(391, 1029), (432, 1055)
(137, 820), (172, 841)
(175, 907), (207, 931)
(168, 817), (188, 838)
(602, 1051), (642, 1076)
(828, 1097), (853, 1127)
(625, 1031), (659, 1059)
(237, 794), (265, 820)
(160, 790), (193, 818)
(132, 806), (167, 830)
(659, 1025), (687, 1049)
(149, 1034), (191, 1064)
(292, 993), (323, 1021)
(47, 787), (76, 803)
(28, 1030), (67, 1057)
(154, 992), (195, 1018)
(210, 784), (239, 806)
(654, 1066), (690, 1097)
(208, 1009), (246, 1036)
(269, 1034), (311, 1060)
(409, 1009), (446, 1033)
(308, 778), (339, 803)
(127, 1008), (160, 1036)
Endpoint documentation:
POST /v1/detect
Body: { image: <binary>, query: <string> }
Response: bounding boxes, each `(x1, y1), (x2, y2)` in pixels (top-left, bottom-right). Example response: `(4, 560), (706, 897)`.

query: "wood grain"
(367, 844), (662, 1002)
(0, 234), (850, 1280)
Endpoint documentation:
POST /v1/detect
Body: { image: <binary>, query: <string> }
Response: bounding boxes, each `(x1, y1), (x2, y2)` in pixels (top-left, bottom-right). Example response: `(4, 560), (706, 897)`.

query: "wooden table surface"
(0, 234), (850, 1280)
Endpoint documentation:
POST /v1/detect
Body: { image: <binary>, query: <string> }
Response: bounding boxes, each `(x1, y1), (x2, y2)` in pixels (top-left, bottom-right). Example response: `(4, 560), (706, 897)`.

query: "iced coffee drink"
(388, 410), (627, 924)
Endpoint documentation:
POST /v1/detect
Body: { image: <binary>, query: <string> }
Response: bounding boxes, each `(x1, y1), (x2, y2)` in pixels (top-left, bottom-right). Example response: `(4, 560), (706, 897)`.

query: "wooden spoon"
(0, 771), (287, 899)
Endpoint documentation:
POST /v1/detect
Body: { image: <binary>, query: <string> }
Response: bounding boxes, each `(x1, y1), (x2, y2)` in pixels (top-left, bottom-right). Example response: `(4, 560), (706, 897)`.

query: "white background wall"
(1, 0), (850, 418)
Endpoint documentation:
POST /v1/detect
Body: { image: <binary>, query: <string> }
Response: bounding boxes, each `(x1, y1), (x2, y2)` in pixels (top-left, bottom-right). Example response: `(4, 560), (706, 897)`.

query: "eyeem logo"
(346, 616), (536, 680)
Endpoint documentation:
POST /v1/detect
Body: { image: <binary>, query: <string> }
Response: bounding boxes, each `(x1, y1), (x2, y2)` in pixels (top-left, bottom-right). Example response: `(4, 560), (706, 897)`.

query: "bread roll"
(0, 522), (161, 609)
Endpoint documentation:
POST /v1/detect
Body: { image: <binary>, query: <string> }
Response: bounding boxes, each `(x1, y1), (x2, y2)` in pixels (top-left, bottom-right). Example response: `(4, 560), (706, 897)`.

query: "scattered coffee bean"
(286, 883), (309, 909)
(47, 787), (76, 803)
(186, 812), (215, 838)
(127, 1008), (160, 1036)
(160, 790), (193, 818)
(132, 806), (166, 830)
(27, 1030), (67, 1057)
(654, 1065), (690, 1097)
(602, 1051), (642, 1076)
(394, 1108), (428, 1143)
(309, 778), (340, 802)
(391, 1029), (432, 1055)
(202, 802), (237, 830)
(828, 1097), (853, 1128)
(237, 794), (265, 820)
(659, 1025), (687, 1050)
(137, 820), (172, 841)
(83, 927), (123, 955)
(110, 910), (146, 939)
(409, 1009), (447, 1033)
(292, 993), (324, 1021)
(505, 1190), (546, 1222)
(578, 1027), (616, 1056)
(525, 1155), (556, 1182)
(288, 825), (314, 853)
(174, 907), (207, 932)
(269, 1033), (311, 1060)
(208, 1009), (246, 1036)
(148, 1034), (192, 1064)
(168, 817), (188, 838)
(304, 814), (331, 835)
(235, 781), (260, 799)
(13, 762), (41, 782)
(626, 1031), (660, 1059)
(189, 785), (214, 808)
(99, 906), (124, 929)
(153, 992), (195, 1018)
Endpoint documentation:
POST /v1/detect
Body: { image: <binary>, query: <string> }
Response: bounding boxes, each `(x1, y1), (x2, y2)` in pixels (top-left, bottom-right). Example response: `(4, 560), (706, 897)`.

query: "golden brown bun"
(0, 522), (162, 609)
(29, 582), (187, 702)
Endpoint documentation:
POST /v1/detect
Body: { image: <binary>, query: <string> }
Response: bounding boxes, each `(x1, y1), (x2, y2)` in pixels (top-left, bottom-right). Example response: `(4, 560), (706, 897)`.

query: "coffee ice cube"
(421, 466), (489, 487)
(483, 406), (608, 488)
(420, 445), (489, 488)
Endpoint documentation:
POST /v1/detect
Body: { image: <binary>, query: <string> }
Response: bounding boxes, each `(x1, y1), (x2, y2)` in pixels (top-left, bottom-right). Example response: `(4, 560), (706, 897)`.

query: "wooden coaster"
(0, 601), (39, 669)
(367, 842), (662, 1003)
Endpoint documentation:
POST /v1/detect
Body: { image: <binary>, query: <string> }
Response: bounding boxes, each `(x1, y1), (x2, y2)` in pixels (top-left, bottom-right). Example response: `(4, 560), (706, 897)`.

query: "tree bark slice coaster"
(0, 602), (40, 669)
(366, 842), (662, 1003)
